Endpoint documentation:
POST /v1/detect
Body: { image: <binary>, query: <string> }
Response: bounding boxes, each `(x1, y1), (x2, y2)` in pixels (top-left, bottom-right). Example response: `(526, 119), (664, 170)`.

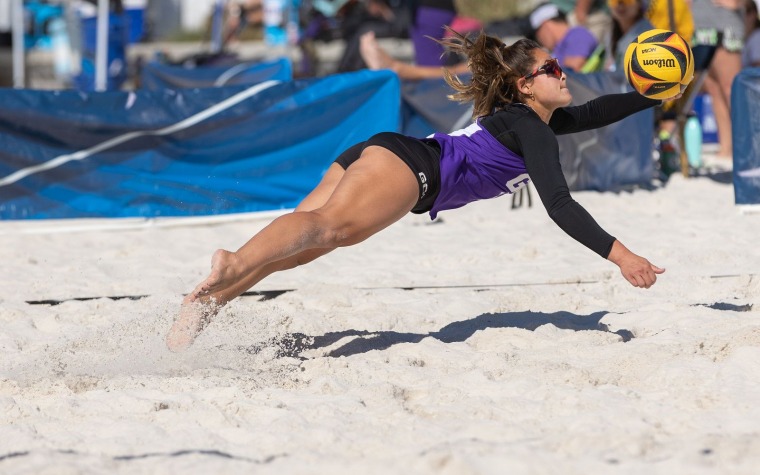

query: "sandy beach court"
(1, 163), (758, 474)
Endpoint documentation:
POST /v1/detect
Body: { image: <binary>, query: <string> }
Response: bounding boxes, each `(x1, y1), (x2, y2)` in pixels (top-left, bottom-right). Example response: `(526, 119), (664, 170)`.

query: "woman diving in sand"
(167, 29), (678, 351)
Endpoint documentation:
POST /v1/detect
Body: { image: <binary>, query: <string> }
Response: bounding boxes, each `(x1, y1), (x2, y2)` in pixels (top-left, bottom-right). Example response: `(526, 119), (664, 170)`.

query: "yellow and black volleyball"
(624, 29), (694, 100)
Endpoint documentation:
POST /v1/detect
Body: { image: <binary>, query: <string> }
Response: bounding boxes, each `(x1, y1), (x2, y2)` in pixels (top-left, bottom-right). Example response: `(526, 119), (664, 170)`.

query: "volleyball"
(624, 29), (694, 100)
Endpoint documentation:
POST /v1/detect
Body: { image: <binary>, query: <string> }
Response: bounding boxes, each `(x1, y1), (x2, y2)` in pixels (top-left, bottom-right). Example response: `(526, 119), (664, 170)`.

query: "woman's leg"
(167, 147), (420, 350)
(185, 163), (348, 307)
(706, 47), (741, 158)
(166, 164), (345, 351)
(703, 75), (732, 158)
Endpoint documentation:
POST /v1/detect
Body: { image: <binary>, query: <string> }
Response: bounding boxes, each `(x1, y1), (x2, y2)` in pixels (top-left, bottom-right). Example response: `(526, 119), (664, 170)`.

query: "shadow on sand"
(265, 309), (633, 359)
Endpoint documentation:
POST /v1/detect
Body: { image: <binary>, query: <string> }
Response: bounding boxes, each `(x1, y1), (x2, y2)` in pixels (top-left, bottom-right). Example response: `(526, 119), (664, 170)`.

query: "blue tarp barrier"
(731, 68), (760, 205)
(0, 70), (400, 219)
(140, 57), (294, 90)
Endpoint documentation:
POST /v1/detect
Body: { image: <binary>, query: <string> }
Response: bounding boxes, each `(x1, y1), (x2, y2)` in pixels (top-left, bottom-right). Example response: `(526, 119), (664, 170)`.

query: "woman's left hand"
(607, 240), (665, 289)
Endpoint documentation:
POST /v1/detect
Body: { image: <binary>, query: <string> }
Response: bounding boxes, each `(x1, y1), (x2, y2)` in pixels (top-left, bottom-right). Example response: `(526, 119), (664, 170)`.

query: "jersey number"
(506, 173), (530, 193)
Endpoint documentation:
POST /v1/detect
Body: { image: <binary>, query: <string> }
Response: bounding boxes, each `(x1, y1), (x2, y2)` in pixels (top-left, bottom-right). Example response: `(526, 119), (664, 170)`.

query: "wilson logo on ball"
(643, 58), (677, 68)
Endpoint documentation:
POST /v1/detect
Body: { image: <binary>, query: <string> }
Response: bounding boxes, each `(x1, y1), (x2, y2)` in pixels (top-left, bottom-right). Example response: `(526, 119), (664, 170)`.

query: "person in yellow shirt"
(645, 0), (694, 43)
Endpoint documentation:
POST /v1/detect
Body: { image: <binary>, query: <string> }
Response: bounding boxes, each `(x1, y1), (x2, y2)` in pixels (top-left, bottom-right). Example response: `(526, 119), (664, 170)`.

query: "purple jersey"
(428, 121), (530, 219)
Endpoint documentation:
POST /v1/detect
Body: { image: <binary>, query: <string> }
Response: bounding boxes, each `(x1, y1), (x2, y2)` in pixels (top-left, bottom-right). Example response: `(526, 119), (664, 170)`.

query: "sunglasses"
(522, 58), (563, 80)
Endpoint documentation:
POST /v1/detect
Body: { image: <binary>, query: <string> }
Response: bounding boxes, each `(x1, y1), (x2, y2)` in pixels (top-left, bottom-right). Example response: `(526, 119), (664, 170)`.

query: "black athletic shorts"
(333, 132), (441, 214)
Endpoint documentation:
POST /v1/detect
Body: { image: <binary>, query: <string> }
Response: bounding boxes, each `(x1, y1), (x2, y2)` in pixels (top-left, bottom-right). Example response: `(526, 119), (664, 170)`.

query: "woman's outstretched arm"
(515, 118), (664, 287)
(548, 91), (661, 135)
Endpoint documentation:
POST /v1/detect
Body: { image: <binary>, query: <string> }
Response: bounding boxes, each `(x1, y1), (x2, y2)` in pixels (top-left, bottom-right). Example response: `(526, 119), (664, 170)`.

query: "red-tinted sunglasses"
(522, 58), (563, 80)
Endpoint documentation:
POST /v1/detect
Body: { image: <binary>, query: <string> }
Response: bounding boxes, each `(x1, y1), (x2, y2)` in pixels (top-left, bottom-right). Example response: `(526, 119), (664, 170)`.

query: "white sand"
(1, 160), (759, 474)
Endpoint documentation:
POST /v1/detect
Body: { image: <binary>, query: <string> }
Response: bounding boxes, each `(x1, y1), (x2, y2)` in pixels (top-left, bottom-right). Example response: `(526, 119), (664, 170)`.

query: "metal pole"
(11, 0), (24, 88)
(210, 0), (226, 54)
(95, 0), (109, 91)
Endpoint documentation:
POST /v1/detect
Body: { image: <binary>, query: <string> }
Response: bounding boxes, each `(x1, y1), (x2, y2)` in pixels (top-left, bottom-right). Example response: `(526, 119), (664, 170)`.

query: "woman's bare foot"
(189, 249), (243, 301)
(165, 249), (242, 351)
(360, 31), (396, 71)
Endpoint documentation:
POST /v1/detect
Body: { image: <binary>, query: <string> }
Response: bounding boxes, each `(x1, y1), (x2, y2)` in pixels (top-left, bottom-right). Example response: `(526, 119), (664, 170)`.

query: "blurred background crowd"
(1, 0), (759, 164)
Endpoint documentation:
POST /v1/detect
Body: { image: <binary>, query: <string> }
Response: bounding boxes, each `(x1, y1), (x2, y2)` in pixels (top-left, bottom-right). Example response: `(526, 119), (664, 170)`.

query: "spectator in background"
(454, 0), (537, 38)
(298, 0), (352, 75)
(743, 0), (760, 67)
(223, 0), (263, 45)
(549, 0), (612, 42)
(604, 0), (652, 71)
(359, 28), (471, 79)
(529, 3), (598, 71)
(411, 0), (459, 66)
(336, 0), (410, 72)
(646, 0), (693, 43)
(360, 2), (600, 78)
(691, 0), (744, 159)
(359, 0), (474, 80)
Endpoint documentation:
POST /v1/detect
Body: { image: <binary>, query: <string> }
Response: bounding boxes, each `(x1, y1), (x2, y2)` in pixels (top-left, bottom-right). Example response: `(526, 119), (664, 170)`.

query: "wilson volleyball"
(624, 29), (694, 100)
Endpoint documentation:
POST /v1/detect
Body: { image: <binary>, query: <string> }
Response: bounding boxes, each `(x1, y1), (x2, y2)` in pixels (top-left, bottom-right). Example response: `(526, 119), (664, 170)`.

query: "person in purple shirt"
(166, 29), (674, 351)
(411, 0), (458, 67)
(529, 2), (599, 71)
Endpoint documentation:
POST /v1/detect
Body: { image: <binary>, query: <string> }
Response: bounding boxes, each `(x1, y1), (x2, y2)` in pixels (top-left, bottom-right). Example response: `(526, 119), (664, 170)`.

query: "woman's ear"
(518, 77), (531, 96)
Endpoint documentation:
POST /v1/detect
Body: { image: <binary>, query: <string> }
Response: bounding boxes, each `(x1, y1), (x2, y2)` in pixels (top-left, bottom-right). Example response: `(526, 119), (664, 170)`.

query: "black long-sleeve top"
(479, 92), (659, 258)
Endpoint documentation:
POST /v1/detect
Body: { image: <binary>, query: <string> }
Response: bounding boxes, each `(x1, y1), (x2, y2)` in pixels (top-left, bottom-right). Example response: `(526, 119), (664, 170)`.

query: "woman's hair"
(437, 29), (543, 118)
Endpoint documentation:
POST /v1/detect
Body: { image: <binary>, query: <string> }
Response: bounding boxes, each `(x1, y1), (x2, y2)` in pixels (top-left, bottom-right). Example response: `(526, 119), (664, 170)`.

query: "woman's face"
(608, 0), (643, 24)
(523, 49), (572, 109)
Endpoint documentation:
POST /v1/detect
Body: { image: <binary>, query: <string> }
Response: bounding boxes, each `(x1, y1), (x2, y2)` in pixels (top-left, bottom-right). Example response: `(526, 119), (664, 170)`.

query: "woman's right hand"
(607, 240), (665, 288)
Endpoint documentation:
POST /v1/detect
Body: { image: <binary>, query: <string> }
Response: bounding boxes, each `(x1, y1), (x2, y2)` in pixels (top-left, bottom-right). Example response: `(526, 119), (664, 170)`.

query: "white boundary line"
(738, 204), (760, 215)
(0, 80), (281, 188)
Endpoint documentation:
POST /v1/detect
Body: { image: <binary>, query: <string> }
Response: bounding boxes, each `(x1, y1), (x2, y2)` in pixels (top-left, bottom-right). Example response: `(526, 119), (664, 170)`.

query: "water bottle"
(264, 0), (287, 46)
(50, 17), (72, 82)
(684, 113), (703, 168)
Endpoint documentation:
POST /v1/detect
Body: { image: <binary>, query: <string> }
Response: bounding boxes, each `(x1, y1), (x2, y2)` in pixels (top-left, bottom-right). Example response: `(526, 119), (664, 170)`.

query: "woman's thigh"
(316, 146), (419, 246)
(295, 163), (346, 212)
